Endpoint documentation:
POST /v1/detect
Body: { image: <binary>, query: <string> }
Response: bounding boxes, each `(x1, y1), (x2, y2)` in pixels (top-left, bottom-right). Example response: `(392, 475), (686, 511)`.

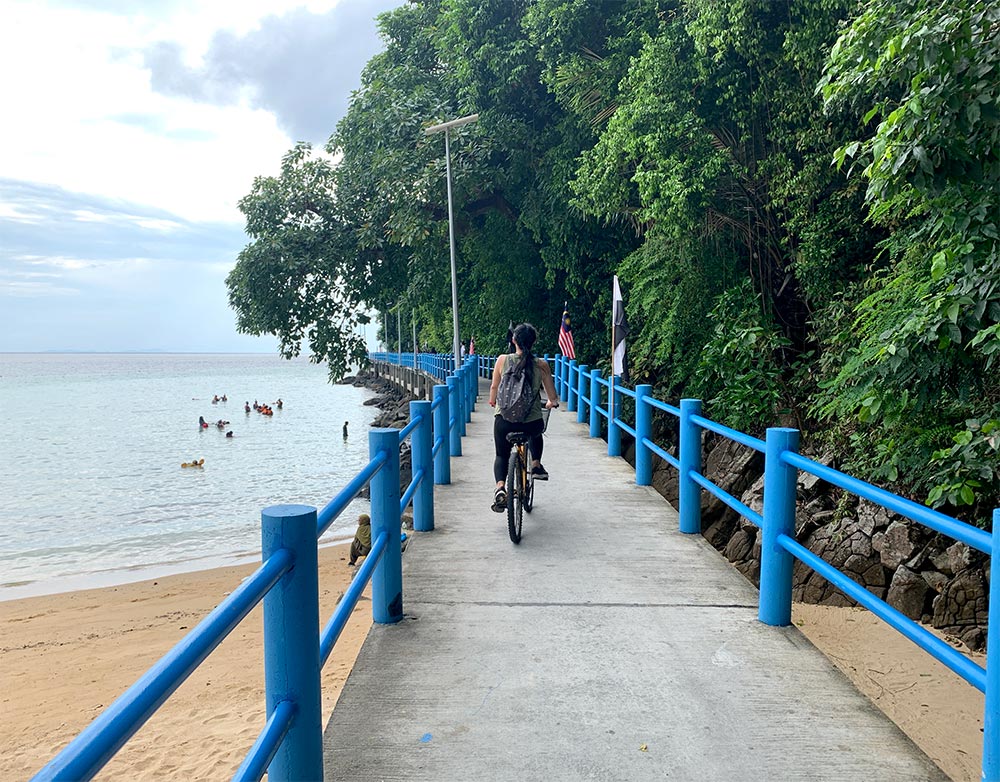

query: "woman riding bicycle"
(488, 323), (559, 512)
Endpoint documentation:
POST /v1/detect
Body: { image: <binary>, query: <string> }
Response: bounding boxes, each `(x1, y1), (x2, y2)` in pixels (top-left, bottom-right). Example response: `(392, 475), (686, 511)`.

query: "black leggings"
(493, 416), (545, 482)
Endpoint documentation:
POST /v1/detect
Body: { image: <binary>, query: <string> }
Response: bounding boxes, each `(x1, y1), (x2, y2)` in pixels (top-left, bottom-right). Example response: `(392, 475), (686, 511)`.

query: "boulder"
(796, 452), (832, 492)
(700, 435), (763, 527)
(946, 542), (982, 575)
(875, 520), (926, 570)
(886, 566), (930, 620)
(792, 516), (887, 604)
(723, 527), (755, 564)
(704, 514), (739, 550)
(932, 569), (989, 651)
(651, 451), (679, 505)
(855, 499), (896, 537)
(929, 545), (955, 575)
(921, 570), (949, 595)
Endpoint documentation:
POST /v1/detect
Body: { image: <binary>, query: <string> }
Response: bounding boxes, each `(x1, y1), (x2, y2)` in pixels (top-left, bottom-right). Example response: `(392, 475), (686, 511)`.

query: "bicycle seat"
(506, 431), (531, 445)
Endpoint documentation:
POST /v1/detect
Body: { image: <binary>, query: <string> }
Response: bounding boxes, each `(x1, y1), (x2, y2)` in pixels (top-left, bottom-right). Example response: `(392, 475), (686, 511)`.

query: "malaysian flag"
(558, 303), (576, 359)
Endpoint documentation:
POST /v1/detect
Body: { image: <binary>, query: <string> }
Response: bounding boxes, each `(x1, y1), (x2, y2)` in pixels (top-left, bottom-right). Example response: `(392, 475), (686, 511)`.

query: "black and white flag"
(612, 275), (629, 382)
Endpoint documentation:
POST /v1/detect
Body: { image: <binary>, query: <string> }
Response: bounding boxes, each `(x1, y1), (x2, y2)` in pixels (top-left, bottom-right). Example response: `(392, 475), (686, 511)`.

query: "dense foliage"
(228, 0), (999, 525)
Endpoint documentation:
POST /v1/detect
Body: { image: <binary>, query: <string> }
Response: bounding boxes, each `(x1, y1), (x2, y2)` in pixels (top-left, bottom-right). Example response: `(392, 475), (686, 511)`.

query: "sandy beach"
(1, 542), (368, 781)
(793, 603), (984, 782)
(1, 547), (986, 781)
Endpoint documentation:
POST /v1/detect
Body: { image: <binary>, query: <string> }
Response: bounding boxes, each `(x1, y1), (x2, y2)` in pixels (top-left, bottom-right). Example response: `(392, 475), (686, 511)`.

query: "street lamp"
(425, 112), (478, 371)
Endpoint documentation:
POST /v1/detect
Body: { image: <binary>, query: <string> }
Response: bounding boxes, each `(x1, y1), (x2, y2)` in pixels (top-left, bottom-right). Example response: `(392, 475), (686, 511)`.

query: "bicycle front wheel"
(507, 449), (523, 544)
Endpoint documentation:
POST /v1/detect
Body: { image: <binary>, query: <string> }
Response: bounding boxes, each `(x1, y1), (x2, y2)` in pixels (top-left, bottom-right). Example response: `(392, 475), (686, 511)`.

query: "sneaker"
(491, 487), (507, 513)
(531, 465), (549, 481)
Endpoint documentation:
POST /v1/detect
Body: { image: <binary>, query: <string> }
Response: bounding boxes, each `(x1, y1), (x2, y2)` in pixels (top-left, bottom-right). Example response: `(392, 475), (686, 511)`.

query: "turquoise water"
(0, 353), (377, 599)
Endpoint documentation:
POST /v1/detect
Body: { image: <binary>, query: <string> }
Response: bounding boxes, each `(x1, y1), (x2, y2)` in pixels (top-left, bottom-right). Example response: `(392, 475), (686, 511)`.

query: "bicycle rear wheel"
(507, 449), (523, 544)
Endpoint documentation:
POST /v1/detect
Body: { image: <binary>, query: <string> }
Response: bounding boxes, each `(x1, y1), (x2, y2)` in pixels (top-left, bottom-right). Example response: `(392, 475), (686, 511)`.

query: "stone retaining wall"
(682, 434), (989, 651)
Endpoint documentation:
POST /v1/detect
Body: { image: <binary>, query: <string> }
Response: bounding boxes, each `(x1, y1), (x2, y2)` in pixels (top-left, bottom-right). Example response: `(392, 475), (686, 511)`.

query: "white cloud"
(0, 280), (80, 297)
(0, 0), (392, 352)
(70, 209), (184, 232)
(0, 202), (46, 222)
(0, 0), (351, 223)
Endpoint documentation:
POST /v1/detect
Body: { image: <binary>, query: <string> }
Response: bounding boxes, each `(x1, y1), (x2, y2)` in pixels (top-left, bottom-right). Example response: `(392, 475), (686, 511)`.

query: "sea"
(0, 353), (379, 601)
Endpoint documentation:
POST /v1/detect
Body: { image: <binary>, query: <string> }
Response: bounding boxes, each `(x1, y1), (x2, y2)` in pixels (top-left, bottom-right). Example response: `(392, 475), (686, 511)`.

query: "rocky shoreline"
(342, 369), (419, 428)
(643, 433), (988, 652)
(341, 370), (417, 519)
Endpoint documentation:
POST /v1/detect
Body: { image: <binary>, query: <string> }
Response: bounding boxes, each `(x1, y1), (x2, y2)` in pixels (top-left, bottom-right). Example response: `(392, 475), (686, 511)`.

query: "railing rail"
(32, 353), (479, 782)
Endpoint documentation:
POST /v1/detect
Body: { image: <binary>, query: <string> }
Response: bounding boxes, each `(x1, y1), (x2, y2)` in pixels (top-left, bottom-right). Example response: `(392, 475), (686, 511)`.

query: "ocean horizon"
(0, 352), (378, 600)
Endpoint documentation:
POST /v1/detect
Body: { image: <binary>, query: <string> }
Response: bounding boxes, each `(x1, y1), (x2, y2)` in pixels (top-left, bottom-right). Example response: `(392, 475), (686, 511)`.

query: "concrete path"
(323, 386), (947, 781)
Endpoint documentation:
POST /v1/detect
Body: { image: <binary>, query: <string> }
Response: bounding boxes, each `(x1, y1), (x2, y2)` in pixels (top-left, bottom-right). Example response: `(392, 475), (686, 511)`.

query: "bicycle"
(504, 406), (551, 544)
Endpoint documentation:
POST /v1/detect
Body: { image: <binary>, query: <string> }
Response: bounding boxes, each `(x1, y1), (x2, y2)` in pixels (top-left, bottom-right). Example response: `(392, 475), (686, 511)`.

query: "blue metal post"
(433, 384), (450, 485)
(678, 398), (702, 534)
(983, 508), (1000, 781)
(410, 400), (433, 532)
(567, 360), (578, 413)
(635, 384), (653, 485)
(466, 360), (476, 416)
(554, 355), (563, 398)
(560, 355), (570, 402)
(576, 364), (589, 424)
(759, 427), (799, 626)
(589, 368), (602, 438)
(446, 376), (462, 457)
(607, 376), (622, 457)
(369, 429), (403, 623)
(261, 504), (322, 781)
(456, 367), (468, 436)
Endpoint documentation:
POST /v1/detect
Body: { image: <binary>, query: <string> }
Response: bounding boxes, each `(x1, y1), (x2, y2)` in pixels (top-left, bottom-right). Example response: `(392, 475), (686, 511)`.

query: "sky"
(0, 0), (399, 353)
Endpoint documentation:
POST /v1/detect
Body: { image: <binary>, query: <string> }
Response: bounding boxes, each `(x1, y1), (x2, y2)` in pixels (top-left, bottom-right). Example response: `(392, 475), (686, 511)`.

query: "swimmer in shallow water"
(198, 416), (208, 429)
(343, 420), (349, 439)
(226, 430), (234, 438)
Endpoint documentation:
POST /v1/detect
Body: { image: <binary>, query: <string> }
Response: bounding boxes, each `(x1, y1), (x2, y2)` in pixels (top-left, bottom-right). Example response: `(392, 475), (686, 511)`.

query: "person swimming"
(343, 420), (349, 439)
(198, 416), (209, 429)
(245, 401), (251, 413)
(226, 430), (234, 438)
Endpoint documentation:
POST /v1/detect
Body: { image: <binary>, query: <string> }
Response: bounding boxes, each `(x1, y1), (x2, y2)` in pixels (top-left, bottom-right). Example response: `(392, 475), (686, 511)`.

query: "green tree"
(816, 0), (1000, 517)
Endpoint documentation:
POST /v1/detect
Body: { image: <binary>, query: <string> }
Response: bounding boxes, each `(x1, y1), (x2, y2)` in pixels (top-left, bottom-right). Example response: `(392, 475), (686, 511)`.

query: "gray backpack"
(496, 357), (535, 422)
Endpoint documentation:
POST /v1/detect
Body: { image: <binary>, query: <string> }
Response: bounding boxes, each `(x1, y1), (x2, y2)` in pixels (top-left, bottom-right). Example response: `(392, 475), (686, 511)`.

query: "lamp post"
(396, 305), (401, 357)
(425, 113), (479, 372)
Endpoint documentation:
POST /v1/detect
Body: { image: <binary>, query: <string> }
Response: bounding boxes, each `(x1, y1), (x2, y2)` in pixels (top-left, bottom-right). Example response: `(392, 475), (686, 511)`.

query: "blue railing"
(549, 353), (1000, 781)
(369, 351), (457, 382)
(40, 348), (998, 780)
(32, 354), (480, 782)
